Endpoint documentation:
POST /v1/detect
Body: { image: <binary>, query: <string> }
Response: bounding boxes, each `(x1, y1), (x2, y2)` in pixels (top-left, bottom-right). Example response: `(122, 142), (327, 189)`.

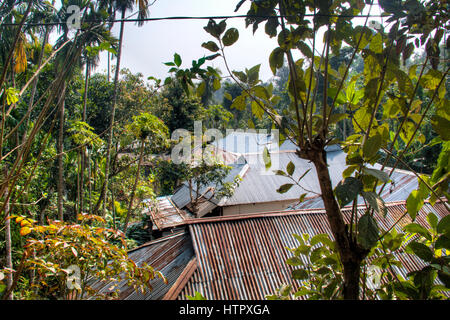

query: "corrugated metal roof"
(146, 196), (193, 230)
(176, 201), (449, 300)
(291, 166), (419, 210)
(88, 231), (194, 300)
(222, 147), (347, 206)
(170, 161), (248, 213)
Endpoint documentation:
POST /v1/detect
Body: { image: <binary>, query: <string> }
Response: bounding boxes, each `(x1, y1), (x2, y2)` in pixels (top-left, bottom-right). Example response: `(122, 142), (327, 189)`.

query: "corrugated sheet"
(147, 196), (192, 230)
(223, 148), (347, 206)
(291, 166), (419, 210)
(88, 231), (194, 300)
(177, 201), (449, 300)
(170, 161), (248, 213)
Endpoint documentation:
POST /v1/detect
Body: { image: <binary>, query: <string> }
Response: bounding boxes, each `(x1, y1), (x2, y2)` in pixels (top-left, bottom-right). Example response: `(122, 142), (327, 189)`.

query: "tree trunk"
(80, 62), (90, 213)
(123, 140), (145, 233)
(298, 145), (367, 299)
(96, 10), (126, 215)
(57, 84), (67, 221)
(4, 182), (13, 300)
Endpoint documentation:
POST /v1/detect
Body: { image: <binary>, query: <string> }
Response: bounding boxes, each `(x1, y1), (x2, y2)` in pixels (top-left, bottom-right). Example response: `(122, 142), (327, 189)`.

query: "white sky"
(93, 0), (383, 83)
(94, 0), (281, 82)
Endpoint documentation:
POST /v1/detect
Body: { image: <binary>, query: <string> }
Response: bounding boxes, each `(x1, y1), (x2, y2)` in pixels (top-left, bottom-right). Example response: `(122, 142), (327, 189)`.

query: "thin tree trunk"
(4, 182), (13, 300)
(298, 146), (367, 299)
(95, 11), (126, 215)
(57, 84), (67, 221)
(22, 1), (54, 144)
(123, 140), (145, 233)
(80, 62), (90, 213)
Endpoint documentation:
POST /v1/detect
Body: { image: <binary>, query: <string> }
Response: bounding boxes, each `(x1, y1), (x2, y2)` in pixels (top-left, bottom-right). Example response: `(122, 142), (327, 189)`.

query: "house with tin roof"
(88, 200), (449, 300)
(147, 132), (419, 232)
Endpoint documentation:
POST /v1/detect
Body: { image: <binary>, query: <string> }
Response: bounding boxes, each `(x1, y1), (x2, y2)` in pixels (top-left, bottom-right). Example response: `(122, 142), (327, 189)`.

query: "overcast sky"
(94, 0), (282, 83)
(92, 1), (383, 83)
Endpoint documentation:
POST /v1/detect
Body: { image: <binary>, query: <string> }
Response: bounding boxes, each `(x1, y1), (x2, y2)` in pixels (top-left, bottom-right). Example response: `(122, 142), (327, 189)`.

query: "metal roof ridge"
(182, 199), (449, 225)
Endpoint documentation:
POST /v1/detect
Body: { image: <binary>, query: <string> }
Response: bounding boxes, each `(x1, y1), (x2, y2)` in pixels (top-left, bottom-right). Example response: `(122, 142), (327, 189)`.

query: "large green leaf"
(358, 213), (379, 249)
(406, 242), (433, 263)
(222, 28), (239, 46)
(174, 53), (182, 67)
(437, 215), (450, 236)
(201, 41), (220, 52)
(287, 161), (295, 176)
(277, 183), (294, 194)
(363, 133), (382, 159)
(269, 47), (284, 75)
(361, 191), (387, 217)
(334, 177), (363, 206)
(406, 190), (424, 221)
(403, 223), (432, 241)
(362, 167), (390, 183)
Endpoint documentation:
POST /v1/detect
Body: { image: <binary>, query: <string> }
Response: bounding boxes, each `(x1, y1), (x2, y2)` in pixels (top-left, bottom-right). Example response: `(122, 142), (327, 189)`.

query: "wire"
(0, 13), (388, 27)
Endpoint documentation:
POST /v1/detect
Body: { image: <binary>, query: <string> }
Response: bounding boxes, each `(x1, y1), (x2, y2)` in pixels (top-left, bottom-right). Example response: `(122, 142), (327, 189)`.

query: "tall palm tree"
(53, 1), (116, 219)
(96, 0), (151, 215)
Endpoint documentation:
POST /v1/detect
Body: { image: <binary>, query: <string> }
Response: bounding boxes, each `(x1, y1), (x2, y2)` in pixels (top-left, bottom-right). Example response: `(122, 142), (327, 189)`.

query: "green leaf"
(222, 28), (239, 46)
(431, 115), (450, 141)
(435, 235), (450, 250)
(286, 161), (295, 176)
(358, 213), (379, 249)
(369, 33), (383, 54)
(334, 177), (363, 206)
(265, 17), (278, 38)
(363, 133), (382, 159)
(251, 100), (264, 119)
(362, 167), (390, 183)
(224, 92), (232, 101)
(230, 94), (246, 110)
(263, 146), (271, 170)
(406, 190), (424, 221)
(286, 256), (303, 266)
(292, 269), (309, 280)
(437, 215), (450, 235)
(247, 64), (261, 85)
(361, 191), (387, 217)
(232, 70), (247, 83)
(269, 47), (284, 75)
(203, 19), (226, 39)
(310, 234), (335, 249)
(406, 242), (433, 263)
(174, 53), (182, 67)
(277, 183), (294, 194)
(403, 223), (432, 241)
(187, 291), (207, 300)
(201, 41), (220, 52)
(427, 213), (438, 232)
(420, 69), (442, 90)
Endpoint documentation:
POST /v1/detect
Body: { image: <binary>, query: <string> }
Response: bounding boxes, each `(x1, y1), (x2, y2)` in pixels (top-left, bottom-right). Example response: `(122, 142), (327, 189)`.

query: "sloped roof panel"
(177, 201), (449, 300)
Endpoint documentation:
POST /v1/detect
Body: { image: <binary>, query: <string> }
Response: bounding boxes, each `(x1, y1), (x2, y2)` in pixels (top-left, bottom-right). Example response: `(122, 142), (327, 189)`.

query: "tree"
(197, 0), (449, 299)
(123, 112), (168, 233)
(99, 0), (152, 216)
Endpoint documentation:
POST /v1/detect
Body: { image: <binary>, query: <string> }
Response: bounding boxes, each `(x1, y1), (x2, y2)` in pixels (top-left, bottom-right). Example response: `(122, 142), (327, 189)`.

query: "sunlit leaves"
(363, 133), (382, 160)
(5, 87), (19, 105)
